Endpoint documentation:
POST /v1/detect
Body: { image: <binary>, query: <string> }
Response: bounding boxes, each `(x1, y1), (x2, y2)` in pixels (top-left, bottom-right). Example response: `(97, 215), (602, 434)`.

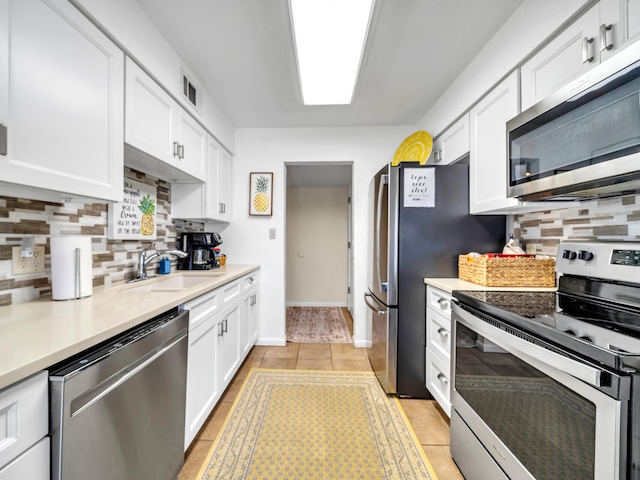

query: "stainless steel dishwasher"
(49, 308), (189, 480)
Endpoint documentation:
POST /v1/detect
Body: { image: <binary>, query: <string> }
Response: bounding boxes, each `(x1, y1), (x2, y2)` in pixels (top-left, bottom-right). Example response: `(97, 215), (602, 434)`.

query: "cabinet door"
(600, 0), (640, 61)
(0, 437), (49, 480)
(1, 0), (124, 202)
(217, 303), (241, 387)
(521, 5), (599, 110)
(176, 111), (206, 182)
(249, 285), (259, 345)
(431, 114), (470, 165)
(240, 292), (252, 357)
(125, 58), (177, 166)
(217, 149), (233, 220)
(469, 71), (520, 214)
(184, 314), (219, 450)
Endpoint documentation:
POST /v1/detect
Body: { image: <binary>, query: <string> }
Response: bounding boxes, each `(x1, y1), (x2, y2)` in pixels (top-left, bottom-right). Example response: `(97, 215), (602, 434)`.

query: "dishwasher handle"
(70, 327), (187, 417)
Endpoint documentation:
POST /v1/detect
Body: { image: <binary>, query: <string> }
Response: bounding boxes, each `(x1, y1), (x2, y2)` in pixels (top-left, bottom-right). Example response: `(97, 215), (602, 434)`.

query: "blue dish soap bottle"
(158, 255), (171, 275)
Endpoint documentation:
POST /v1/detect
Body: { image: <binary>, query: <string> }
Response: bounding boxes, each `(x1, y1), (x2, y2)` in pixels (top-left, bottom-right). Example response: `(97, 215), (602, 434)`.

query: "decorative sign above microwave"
(507, 40), (640, 202)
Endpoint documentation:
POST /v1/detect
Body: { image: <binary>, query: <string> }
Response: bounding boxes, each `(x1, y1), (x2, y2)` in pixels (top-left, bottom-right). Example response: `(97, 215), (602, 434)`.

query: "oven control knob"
(578, 250), (594, 261)
(562, 249), (577, 260)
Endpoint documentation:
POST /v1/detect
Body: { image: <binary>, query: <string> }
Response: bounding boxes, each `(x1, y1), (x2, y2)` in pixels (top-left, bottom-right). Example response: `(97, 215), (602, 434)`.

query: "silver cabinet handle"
(173, 141), (180, 157)
(222, 318), (228, 333)
(600, 24), (613, 51)
(437, 327), (449, 338)
(437, 298), (450, 310)
(437, 373), (448, 385)
(178, 144), (184, 159)
(218, 321), (224, 337)
(0, 123), (7, 156)
(433, 149), (442, 163)
(582, 36), (595, 63)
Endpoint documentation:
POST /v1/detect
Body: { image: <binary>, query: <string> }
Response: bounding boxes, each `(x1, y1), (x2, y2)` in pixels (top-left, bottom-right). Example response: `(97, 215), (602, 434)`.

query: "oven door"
(451, 303), (626, 480)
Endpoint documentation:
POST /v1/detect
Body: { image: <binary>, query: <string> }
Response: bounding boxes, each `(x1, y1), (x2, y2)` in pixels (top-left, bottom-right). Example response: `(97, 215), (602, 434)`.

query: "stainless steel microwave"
(507, 40), (640, 201)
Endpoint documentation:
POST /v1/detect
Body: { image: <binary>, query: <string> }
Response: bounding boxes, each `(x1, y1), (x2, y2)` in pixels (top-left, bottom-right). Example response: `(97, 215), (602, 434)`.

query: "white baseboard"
(255, 338), (287, 347)
(353, 339), (371, 348)
(286, 302), (348, 307)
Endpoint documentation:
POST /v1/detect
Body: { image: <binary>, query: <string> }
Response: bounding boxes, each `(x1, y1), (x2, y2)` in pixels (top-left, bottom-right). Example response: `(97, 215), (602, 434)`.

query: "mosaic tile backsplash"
(514, 194), (640, 256)
(0, 169), (205, 306)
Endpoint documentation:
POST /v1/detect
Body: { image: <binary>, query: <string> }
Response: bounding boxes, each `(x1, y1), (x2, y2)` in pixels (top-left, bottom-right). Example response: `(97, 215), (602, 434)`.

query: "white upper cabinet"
(521, 1), (640, 110)
(172, 136), (233, 222)
(125, 58), (206, 182)
(600, 0), (640, 61)
(430, 113), (470, 165)
(470, 72), (520, 214)
(521, 5), (600, 110)
(0, 0), (124, 202)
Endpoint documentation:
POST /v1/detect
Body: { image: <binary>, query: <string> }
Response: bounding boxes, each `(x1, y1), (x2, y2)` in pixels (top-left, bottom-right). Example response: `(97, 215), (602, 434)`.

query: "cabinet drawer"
(427, 287), (452, 318)
(242, 272), (259, 291)
(425, 350), (451, 417)
(427, 307), (452, 361)
(220, 280), (241, 305)
(0, 371), (48, 469)
(184, 289), (219, 329)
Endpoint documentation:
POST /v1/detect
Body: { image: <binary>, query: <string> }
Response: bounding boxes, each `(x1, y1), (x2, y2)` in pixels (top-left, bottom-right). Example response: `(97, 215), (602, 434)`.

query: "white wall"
(286, 187), (348, 306)
(223, 126), (414, 347)
(417, 0), (592, 137)
(72, 0), (236, 152)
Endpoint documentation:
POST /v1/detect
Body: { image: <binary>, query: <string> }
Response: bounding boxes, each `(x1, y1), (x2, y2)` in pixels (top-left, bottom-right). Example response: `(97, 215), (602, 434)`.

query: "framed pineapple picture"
(249, 172), (273, 216)
(107, 178), (158, 240)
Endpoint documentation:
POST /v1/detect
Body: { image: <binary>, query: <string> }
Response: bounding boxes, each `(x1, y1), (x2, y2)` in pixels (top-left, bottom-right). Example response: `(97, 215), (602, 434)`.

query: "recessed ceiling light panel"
(290, 0), (375, 105)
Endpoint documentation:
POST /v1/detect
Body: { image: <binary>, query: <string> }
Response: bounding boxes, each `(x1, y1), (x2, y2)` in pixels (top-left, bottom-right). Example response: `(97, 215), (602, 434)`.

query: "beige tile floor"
(178, 309), (464, 480)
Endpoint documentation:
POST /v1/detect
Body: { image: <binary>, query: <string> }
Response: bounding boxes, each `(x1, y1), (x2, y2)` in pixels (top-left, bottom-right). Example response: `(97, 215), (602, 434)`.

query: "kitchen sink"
(110, 274), (224, 293)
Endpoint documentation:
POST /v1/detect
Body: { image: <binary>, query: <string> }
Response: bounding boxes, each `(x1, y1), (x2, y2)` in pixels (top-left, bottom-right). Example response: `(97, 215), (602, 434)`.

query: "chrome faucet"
(131, 243), (189, 282)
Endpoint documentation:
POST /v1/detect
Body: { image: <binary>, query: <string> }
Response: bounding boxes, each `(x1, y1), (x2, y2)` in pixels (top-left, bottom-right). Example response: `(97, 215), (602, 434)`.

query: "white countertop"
(423, 277), (557, 294)
(0, 264), (259, 390)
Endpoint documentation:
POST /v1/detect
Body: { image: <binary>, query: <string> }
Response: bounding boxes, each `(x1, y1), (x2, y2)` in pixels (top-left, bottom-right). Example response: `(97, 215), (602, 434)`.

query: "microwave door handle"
(375, 174), (388, 292)
(457, 307), (602, 387)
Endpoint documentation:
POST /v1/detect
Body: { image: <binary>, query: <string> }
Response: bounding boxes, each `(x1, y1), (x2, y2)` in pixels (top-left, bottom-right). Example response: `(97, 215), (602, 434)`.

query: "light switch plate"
(269, 228), (276, 240)
(12, 246), (45, 274)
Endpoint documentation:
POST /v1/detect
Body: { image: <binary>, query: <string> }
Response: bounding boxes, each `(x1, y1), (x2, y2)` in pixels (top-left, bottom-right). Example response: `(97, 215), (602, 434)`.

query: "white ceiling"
(134, 0), (524, 129)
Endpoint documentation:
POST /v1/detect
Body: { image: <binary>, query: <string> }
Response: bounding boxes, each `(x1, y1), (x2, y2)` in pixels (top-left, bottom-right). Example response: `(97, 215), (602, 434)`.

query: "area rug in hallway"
(196, 369), (439, 480)
(286, 306), (352, 343)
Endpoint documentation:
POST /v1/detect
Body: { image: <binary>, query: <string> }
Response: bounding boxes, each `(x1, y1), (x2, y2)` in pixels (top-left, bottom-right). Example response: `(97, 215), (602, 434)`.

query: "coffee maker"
(177, 232), (222, 270)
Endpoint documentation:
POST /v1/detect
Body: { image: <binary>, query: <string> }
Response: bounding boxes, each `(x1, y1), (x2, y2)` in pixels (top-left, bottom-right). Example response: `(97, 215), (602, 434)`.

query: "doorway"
(284, 163), (354, 336)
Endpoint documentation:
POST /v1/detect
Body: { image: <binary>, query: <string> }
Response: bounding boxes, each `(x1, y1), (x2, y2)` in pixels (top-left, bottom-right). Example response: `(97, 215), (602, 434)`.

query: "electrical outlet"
(269, 228), (276, 240)
(12, 246), (46, 274)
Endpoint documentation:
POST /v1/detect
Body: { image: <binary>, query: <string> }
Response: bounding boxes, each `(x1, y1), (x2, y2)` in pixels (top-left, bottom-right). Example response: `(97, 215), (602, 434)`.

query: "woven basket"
(458, 255), (556, 287)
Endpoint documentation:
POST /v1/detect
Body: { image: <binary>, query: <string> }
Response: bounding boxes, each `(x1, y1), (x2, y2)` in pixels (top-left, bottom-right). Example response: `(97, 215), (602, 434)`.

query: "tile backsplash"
(0, 169), (205, 306)
(514, 194), (640, 255)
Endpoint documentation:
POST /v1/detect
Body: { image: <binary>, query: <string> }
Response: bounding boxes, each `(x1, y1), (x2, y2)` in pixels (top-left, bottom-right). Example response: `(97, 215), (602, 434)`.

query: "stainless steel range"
(451, 241), (640, 480)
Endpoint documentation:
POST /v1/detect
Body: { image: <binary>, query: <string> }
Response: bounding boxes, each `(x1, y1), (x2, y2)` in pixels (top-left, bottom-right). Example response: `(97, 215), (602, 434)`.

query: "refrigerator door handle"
(375, 174), (388, 292)
(364, 292), (387, 315)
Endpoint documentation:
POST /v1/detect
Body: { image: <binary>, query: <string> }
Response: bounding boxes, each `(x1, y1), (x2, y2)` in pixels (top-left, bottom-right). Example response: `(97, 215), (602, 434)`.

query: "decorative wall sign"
(249, 172), (273, 216)
(403, 168), (435, 207)
(108, 178), (157, 239)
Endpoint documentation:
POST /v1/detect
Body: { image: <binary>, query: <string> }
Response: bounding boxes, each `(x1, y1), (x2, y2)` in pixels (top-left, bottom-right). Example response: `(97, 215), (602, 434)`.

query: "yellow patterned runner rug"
(196, 369), (439, 480)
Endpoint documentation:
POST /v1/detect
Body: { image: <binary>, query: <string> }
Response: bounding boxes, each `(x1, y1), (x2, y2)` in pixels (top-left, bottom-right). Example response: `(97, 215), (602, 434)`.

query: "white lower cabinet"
(240, 273), (260, 357)
(0, 371), (49, 479)
(0, 437), (49, 480)
(184, 270), (260, 450)
(425, 286), (452, 417)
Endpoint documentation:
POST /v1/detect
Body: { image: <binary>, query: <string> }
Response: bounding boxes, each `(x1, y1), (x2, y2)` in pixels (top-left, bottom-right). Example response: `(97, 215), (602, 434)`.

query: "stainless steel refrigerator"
(365, 163), (505, 397)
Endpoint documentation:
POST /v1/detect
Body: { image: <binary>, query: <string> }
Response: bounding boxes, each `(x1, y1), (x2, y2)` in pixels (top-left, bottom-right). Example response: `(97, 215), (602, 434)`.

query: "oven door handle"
(456, 306), (603, 388)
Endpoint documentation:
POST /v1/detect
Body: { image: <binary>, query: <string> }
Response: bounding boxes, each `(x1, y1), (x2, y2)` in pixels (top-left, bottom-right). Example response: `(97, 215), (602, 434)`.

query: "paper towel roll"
(50, 236), (93, 301)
